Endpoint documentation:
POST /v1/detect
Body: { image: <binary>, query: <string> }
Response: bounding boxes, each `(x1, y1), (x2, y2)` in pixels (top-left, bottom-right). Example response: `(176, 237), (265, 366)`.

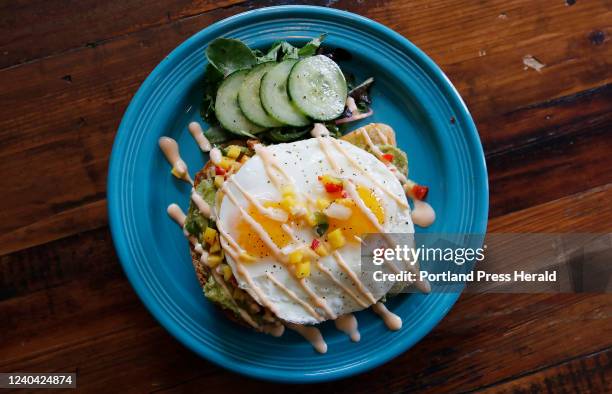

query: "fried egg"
(217, 138), (413, 324)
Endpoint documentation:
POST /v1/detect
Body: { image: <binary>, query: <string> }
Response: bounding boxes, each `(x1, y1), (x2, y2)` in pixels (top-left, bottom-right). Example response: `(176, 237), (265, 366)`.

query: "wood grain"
(1, 0), (611, 392)
(1, 0), (611, 255)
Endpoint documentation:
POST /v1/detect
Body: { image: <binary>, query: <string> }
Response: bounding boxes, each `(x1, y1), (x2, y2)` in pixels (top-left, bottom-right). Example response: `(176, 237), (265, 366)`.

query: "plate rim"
(108, 5), (489, 383)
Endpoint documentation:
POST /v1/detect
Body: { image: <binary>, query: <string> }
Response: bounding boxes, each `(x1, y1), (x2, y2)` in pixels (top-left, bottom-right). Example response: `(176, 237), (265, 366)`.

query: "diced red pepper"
(310, 238), (320, 250)
(324, 183), (343, 193)
(319, 174), (344, 194)
(341, 190), (348, 198)
(381, 153), (394, 162)
(412, 185), (429, 200)
(215, 166), (226, 176)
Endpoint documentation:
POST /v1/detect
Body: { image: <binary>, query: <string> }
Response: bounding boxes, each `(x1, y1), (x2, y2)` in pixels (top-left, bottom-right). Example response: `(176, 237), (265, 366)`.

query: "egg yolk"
(236, 202), (291, 258)
(328, 185), (385, 241)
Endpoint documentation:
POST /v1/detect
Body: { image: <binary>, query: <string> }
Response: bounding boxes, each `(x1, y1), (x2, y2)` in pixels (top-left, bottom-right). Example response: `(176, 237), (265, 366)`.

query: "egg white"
(218, 138), (413, 324)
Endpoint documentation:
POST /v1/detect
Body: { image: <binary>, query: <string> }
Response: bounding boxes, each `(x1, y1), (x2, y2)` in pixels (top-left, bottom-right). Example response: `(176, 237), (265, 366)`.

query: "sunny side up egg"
(217, 138), (414, 324)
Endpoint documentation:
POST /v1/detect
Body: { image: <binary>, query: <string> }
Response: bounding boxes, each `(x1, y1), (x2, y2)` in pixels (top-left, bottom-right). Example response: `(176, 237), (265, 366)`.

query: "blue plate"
(108, 6), (488, 383)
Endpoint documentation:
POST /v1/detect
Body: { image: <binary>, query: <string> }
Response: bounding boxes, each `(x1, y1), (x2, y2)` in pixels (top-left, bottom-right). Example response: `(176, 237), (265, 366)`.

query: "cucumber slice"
(288, 55), (347, 121)
(215, 70), (266, 135)
(260, 59), (311, 127)
(238, 63), (284, 128)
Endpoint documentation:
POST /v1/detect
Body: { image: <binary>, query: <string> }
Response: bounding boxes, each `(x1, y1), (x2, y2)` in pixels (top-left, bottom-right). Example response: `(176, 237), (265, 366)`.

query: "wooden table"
(1, 1), (610, 392)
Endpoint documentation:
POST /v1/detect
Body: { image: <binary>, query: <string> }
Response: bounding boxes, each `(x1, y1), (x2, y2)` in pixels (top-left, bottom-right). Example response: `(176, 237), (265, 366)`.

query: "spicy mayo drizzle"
(159, 137), (193, 185)
(188, 121), (211, 152)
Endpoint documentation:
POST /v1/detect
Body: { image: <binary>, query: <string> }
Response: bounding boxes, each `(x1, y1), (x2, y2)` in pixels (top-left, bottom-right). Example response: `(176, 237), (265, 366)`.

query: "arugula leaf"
(206, 38), (257, 77)
(298, 34), (326, 57)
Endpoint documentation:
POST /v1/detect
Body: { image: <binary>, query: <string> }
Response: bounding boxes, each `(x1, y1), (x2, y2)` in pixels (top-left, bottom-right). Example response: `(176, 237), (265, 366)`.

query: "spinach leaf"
(264, 127), (310, 143)
(206, 38), (257, 77)
(200, 63), (223, 123)
(203, 125), (232, 144)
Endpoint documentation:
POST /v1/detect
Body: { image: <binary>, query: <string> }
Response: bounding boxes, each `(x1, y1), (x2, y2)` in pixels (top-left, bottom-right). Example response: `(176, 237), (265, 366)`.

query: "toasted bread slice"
(341, 123), (396, 147)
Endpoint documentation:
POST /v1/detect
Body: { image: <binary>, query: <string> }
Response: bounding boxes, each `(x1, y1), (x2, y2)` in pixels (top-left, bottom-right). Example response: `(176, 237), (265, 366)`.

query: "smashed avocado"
(350, 139), (409, 175)
(202, 274), (240, 315)
(379, 145), (408, 175)
(184, 178), (217, 238)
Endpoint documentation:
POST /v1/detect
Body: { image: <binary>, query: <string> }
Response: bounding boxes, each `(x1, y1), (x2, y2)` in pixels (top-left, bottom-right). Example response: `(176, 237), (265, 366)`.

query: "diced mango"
(314, 243), (329, 257)
(209, 238), (221, 253)
(328, 228), (346, 249)
(207, 254), (222, 268)
(239, 252), (257, 263)
(171, 167), (186, 179)
(239, 155), (249, 164)
(203, 227), (218, 245)
(288, 249), (303, 264)
(218, 157), (234, 170)
(221, 264), (233, 281)
(295, 260), (311, 278)
(226, 145), (241, 159)
(316, 197), (331, 210)
(214, 175), (224, 188)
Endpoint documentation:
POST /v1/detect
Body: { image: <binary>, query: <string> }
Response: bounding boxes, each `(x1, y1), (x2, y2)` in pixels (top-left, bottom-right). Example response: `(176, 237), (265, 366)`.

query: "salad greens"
(200, 34), (373, 144)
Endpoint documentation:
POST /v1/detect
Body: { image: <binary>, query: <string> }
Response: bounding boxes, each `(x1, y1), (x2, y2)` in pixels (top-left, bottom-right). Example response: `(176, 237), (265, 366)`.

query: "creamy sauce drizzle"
(222, 183), (288, 263)
(373, 124), (389, 145)
(286, 323), (327, 354)
(209, 147), (222, 166)
(266, 273), (323, 321)
(315, 261), (369, 308)
(167, 203), (259, 330)
(372, 302), (402, 331)
(359, 128), (437, 229)
(254, 144), (292, 188)
(159, 137), (193, 184)
(328, 137), (408, 208)
(227, 177), (288, 222)
(298, 279), (337, 320)
(332, 251), (376, 305)
(335, 314), (361, 342)
(190, 188), (212, 219)
(411, 199), (436, 227)
(188, 121), (211, 152)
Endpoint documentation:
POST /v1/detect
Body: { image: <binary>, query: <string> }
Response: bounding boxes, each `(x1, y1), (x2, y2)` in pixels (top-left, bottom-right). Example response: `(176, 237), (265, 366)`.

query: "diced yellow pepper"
(239, 252), (257, 263)
(226, 145), (241, 159)
(295, 260), (311, 278)
(288, 250), (303, 264)
(171, 167), (186, 179)
(207, 254), (222, 268)
(239, 155), (249, 164)
(214, 175), (224, 188)
(328, 228), (346, 249)
(314, 243), (329, 257)
(203, 227), (218, 245)
(218, 157), (234, 170)
(221, 264), (233, 281)
(209, 238), (221, 253)
(316, 197), (331, 210)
